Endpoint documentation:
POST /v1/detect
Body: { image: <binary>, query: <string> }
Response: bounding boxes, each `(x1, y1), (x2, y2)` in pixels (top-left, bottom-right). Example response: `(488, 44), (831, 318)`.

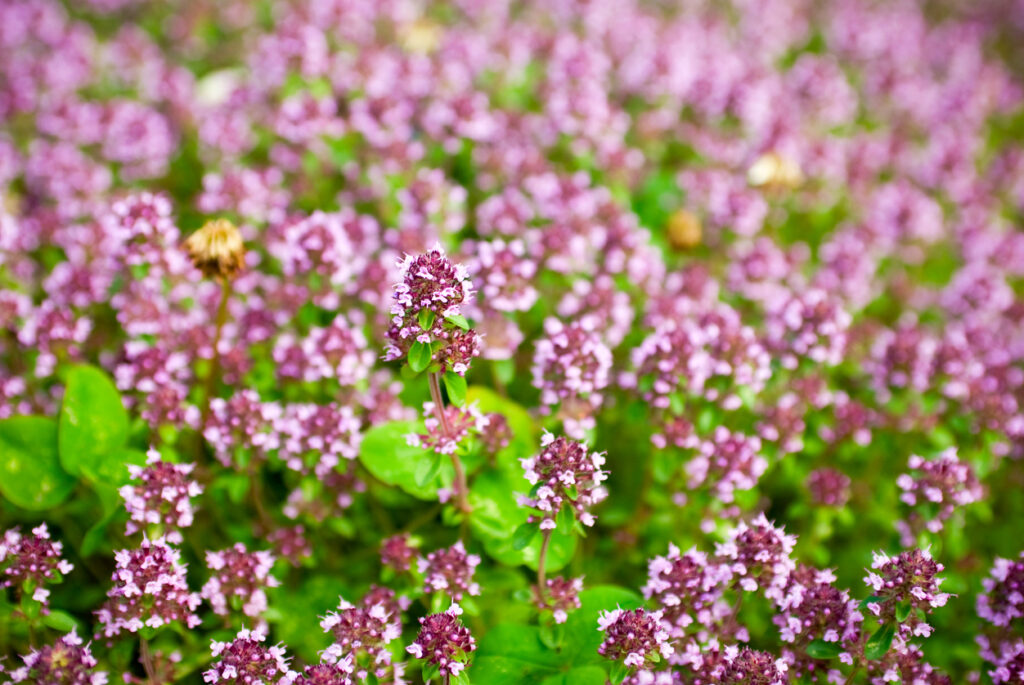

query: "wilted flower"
(183, 218), (245, 279)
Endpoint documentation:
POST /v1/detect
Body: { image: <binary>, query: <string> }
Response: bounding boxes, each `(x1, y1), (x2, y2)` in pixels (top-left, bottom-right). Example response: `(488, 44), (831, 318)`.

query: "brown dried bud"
(666, 209), (702, 250)
(184, 218), (245, 279)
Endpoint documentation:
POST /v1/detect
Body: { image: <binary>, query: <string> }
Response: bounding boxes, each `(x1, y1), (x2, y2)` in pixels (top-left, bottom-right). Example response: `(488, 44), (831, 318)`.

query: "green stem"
(428, 372), (471, 514)
(537, 527), (552, 602)
(843, 663), (861, 685)
(200, 277), (232, 436)
(140, 636), (157, 684)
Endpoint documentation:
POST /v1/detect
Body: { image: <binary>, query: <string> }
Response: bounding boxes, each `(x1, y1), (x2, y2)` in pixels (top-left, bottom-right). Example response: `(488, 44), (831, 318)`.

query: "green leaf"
(609, 662), (629, 685)
(444, 372), (468, 408)
(0, 417), (76, 510)
(58, 365), (129, 478)
(416, 453), (443, 487)
(511, 523), (537, 550)
(556, 505), (575, 531)
(473, 624), (564, 684)
(895, 602), (912, 623)
(540, 666), (607, 685)
(445, 313), (470, 330)
(865, 624), (895, 660)
(359, 421), (452, 500)
(43, 609), (81, 633)
(418, 309), (436, 331)
(805, 639), (842, 659)
(409, 342), (432, 373)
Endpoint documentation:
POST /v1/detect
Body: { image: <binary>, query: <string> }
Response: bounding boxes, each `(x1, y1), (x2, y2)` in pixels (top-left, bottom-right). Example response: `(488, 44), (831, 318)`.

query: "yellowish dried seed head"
(399, 18), (442, 54)
(747, 152), (803, 191)
(666, 209), (702, 250)
(184, 218), (245, 279)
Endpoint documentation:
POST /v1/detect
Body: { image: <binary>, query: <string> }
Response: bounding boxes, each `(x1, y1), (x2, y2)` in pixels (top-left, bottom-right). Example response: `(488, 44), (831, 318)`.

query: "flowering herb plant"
(1, 0), (1024, 683)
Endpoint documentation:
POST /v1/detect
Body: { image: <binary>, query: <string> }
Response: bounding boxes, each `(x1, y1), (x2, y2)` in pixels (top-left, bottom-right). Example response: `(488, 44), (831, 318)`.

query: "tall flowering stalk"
(518, 432), (607, 602)
(183, 218), (246, 436)
(384, 245), (480, 513)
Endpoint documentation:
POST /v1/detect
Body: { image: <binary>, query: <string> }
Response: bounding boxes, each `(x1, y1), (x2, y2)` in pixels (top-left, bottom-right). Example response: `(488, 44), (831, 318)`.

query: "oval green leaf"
(59, 365), (129, 478)
(0, 416), (76, 510)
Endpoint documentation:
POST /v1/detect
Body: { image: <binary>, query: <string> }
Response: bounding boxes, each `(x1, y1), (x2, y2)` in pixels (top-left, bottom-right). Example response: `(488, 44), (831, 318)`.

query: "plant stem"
(140, 636), (157, 684)
(428, 372), (471, 514)
(842, 664), (861, 685)
(536, 527), (552, 602)
(200, 277), (232, 435)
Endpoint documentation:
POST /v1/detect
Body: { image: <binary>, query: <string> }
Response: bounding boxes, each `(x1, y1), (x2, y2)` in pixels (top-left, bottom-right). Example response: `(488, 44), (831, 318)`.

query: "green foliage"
(58, 365), (131, 481)
(0, 416), (76, 510)
(359, 420), (452, 499)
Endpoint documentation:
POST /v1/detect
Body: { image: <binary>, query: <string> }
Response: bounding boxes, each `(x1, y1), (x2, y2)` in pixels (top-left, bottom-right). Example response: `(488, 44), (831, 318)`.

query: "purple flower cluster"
(201, 544), (279, 618)
(384, 245), (479, 376)
(519, 432), (608, 530)
(0, 524), (73, 611)
(120, 449), (202, 543)
(716, 514), (797, 603)
(96, 537), (201, 637)
(3, 629), (107, 685)
(598, 607), (674, 670)
(863, 549), (949, 640)
(319, 596), (402, 681)
(204, 628), (297, 684)
(418, 541), (480, 601)
(896, 449), (983, 544)
(406, 604), (476, 679)
(534, 576), (583, 624)
(531, 318), (612, 438)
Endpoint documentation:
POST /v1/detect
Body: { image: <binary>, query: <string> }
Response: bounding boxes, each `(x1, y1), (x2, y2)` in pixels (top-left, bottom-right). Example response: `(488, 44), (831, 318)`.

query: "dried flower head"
(666, 209), (702, 250)
(184, 218), (245, 279)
